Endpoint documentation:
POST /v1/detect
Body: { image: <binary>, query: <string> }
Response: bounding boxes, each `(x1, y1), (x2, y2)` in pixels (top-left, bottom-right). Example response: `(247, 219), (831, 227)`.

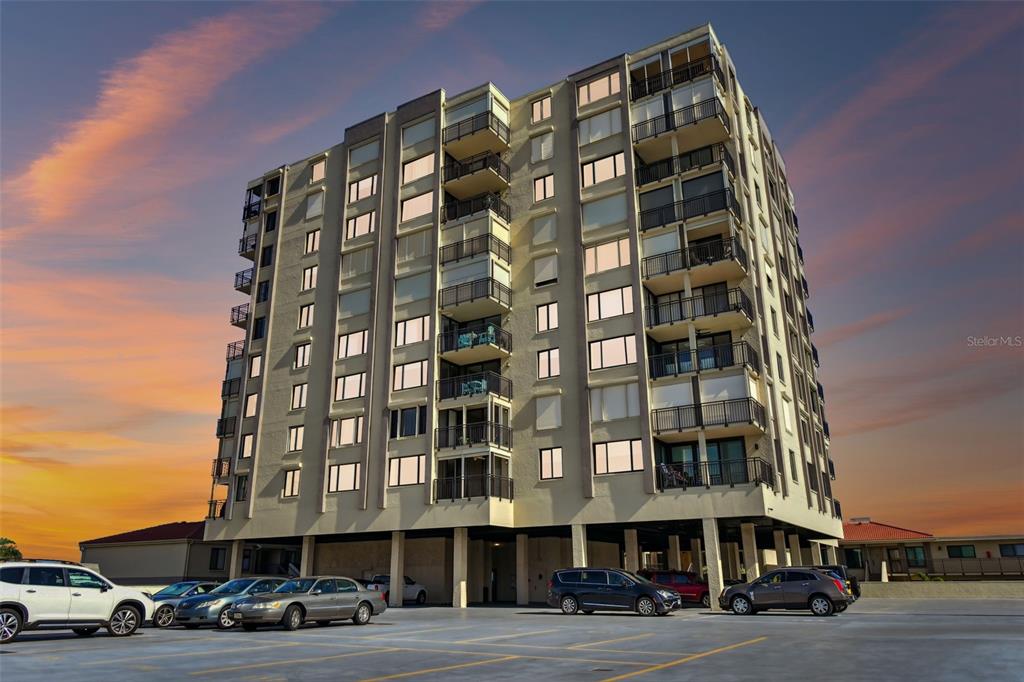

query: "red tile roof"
(842, 520), (933, 542)
(81, 521), (206, 546)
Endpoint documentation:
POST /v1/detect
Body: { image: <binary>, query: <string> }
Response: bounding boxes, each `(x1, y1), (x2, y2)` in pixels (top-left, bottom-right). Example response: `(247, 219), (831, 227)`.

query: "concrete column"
(690, 538), (704, 575)
(741, 523), (761, 580)
(825, 544), (838, 564)
(788, 534), (803, 566)
(880, 559), (889, 583)
(702, 518), (725, 611)
(668, 535), (681, 570)
(624, 529), (640, 572)
(227, 539), (244, 579)
(773, 530), (791, 567)
(570, 524), (588, 567)
(299, 535), (316, 576)
(809, 541), (824, 566)
(389, 531), (405, 608)
(452, 528), (469, 607)
(516, 534), (529, 606)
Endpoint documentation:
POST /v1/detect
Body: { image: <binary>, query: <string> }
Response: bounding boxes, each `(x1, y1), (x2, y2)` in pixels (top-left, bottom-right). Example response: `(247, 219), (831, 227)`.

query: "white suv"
(0, 560), (155, 643)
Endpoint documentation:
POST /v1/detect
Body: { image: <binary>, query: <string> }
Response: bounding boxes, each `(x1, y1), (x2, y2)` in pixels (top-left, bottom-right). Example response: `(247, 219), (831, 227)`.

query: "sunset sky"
(1, 1), (1021, 560)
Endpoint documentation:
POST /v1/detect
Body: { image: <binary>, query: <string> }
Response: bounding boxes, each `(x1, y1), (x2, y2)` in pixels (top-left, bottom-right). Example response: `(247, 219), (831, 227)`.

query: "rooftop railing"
(629, 54), (726, 101)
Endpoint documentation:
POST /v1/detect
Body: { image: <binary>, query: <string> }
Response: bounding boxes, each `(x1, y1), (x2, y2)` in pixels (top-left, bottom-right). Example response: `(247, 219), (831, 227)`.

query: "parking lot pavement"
(2, 599), (1022, 681)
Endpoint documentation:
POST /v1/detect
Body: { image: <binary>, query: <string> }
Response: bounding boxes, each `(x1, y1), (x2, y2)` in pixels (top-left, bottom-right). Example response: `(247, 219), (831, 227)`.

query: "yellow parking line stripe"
(83, 641), (301, 666)
(570, 633), (653, 649)
(189, 647), (398, 676)
(599, 636), (768, 682)
(457, 627), (561, 643)
(358, 655), (520, 682)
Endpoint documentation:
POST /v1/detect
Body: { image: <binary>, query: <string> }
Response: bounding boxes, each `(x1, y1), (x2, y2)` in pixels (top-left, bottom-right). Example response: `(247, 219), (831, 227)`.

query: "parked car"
(0, 560), (154, 643)
(369, 575), (427, 604)
(229, 576), (386, 630)
(151, 581), (219, 628)
(174, 577), (285, 629)
(719, 568), (852, 616)
(637, 570), (711, 608)
(547, 568), (681, 616)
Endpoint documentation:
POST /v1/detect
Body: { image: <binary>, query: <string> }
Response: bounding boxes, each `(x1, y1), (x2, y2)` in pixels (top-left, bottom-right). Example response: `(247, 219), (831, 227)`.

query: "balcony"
(801, 276), (810, 299)
(832, 499), (842, 520)
(438, 323), (511, 364)
(656, 457), (774, 492)
(636, 143), (734, 187)
(828, 458), (836, 481)
(645, 288), (753, 341)
(797, 242), (804, 264)
(238, 233), (257, 259)
(648, 341), (760, 380)
(641, 236), (748, 294)
(437, 371), (512, 403)
(811, 344), (820, 368)
(632, 96), (730, 163)
(221, 378), (241, 399)
(806, 309), (816, 333)
(823, 421), (831, 440)
(441, 192), (510, 224)
(440, 233), (510, 266)
(434, 474), (514, 502)
(651, 397), (767, 441)
(438, 277), (512, 321)
(216, 417), (236, 438)
(442, 111), (510, 159)
(442, 151), (510, 200)
(630, 54), (726, 102)
(817, 382), (825, 403)
(212, 457), (231, 479)
(242, 198), (260, 222)
(230, 303), (250, 328)
(639, 188), (741, 233)
(435, 422), (512, 450)
(207, 499), (227, 520)
(226, 340), (245, 361)
(234, 268), (253, 294)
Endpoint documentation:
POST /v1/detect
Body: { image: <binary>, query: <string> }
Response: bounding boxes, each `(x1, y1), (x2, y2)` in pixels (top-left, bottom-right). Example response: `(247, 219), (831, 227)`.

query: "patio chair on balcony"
(461, 379), (487, 396)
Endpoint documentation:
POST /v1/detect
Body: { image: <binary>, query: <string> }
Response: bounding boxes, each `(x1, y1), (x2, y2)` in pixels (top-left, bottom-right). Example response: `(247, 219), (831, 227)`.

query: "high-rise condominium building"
(206, 23), (841, 608)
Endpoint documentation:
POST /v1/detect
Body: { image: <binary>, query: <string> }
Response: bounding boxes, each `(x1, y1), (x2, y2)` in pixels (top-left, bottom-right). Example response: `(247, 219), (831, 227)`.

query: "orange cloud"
(815, 308), (911, 349)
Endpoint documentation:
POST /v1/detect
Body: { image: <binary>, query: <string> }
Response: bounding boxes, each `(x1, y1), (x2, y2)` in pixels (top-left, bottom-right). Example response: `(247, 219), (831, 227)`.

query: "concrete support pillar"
(741, 523), (761, 580)
(624, 529), (640, 572)
(389, 531), (405, 608)
(773, 530), (791, 567)
(810, 541), (824, 566)
(690, 538), (704, 575)
(702, 518), (724, 611)
(570, 524), (588, 567)
(880, 559), (889, 583)
(227, 539), (244, 579)
(452, 528), (468, 607)
(668, 535), (682, 570)
(299, 535), (316, 576)
(788, 534), (803, 566)
(824, 544), (838, 564)
(516, 534), (529, 606)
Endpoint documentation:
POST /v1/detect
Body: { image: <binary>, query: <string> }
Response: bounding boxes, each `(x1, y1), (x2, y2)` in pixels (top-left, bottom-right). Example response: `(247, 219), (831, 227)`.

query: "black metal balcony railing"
(438, 323), (512, 355)
(629, 54), (726, 101)
(442, 111), (510, 146)
(441, 193), (511, 224)
(226, 340), (245, 361)
(442, 151), (511, 185)
(645, 288), (753, 327)
(221, 378), (241, 398)
(434, 474), (514, 502)
(238, 233), (258, 256)
(806, 310), (815, 333)
(242, 199), (261, 221)
(797, 242), (804, 264)
(651, 397), (767, 433)
(817, 382), (825, 402)
(833, 499), (842, 520)
(230, 303), (250, 326)
(793, 213), (800, 232)
(648, 341), (760, 379)
(440, 233), (511, 265)
(234, 268), (253, 291)
(638, 188), (741, 232)
(216, 417), (236, 438)
(207, 499), (227, 519)
(828, 458), (836, 481)
(657, 457), (774, 491)
(636, 143), (735, 186)
(435, 422), (513, 449)
(823, 421), (831, 439)
(632, 96), (729, 143)
(437, 371), (512, 401)
(212, 457), (231, 478)
(811, 344), (820, 368)
(439, 277), (512, 310)
(802, 276), (810, 299)
(641, 236), (748, 279)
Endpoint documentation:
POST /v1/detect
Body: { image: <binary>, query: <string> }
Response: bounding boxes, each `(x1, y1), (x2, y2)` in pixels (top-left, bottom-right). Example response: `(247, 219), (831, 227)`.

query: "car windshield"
(155, 582), (196, 597)
(621, 571), (654, 585)
(275, 578), (316, 594)
(212, 579), (255, 595)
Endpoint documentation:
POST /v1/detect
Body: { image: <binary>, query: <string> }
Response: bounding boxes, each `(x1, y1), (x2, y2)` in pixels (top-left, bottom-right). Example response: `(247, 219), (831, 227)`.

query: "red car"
(638, 570), (711, 608)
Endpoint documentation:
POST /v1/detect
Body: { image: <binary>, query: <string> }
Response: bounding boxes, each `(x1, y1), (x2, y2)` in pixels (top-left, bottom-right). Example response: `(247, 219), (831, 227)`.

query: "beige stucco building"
(205, 23), (841, 608)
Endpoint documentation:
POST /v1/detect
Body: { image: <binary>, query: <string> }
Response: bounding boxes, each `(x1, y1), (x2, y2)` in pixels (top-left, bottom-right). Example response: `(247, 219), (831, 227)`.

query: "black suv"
(547, 568), (681, 616)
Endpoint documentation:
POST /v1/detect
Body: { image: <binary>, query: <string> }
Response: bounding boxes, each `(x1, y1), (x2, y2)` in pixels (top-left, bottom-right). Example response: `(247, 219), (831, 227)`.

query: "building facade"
(206, 23), (842, 608)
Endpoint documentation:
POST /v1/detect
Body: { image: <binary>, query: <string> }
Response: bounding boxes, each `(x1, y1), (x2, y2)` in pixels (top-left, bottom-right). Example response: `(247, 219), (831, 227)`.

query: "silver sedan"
(230, 576), (387, 630)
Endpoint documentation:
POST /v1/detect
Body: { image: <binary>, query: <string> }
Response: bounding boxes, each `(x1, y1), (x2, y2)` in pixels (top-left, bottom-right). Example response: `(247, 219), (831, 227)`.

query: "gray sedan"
(151, 581), (219, 628)
(230, 576), (387, 630)
(174, 577), (285, 629)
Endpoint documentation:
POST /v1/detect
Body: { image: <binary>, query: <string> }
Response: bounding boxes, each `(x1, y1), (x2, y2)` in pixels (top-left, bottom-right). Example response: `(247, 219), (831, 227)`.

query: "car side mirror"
(100, 585), (110, 593)
(310, 589), (322, 595)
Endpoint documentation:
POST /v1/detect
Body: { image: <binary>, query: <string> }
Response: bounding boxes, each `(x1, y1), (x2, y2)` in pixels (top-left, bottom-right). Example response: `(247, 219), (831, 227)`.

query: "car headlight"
(206, 599), (223, 608)
(657, 590), (675, 599)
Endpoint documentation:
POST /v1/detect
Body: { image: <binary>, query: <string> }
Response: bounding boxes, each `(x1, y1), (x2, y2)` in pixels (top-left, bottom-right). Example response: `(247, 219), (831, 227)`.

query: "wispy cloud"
(417, 0), (480, 30)
(816, 308), (911, 349)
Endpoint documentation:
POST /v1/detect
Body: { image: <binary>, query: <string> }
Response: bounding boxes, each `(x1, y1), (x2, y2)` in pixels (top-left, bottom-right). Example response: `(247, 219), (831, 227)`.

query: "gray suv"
(719, 568), (852, 616)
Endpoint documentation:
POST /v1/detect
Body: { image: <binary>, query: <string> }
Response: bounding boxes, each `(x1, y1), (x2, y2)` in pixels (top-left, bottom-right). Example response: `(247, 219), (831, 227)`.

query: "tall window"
(301, 265), (318, 291)
(337, 330), (368, 359)
(587, 286), (633, 321)
(327, 463), (360, 493)
(244, 394), (258, 418)
(298, 303), (314, 329)
(249, 355), (262, 378)
(393, 360), (428, 391)
(533, 254), (558, 287)
(349, 139), (379, 167)
(402, 153), (435, 184)
(260, 246), (273, 267)
(310, 159), (326, 183)
(388, 454), (425, 486)
(234, 475), (248, 502)
(346, 211), (375, 239)
(389, 406), (428, 438)
(395, 316), (429, 346)
(305, 191), (324, 219)
(537, 302), (558, 332)
(401, 192), (433, 222)
(252, 317), (266, 340)
(402, 117), (435, 147)
(287, 426), (304, 452)
(264, 210), (278, 232)
(584, 237), (631, 274)
(578, 71), (620, 106)
(590, 383), (640, 421)
(539, 447), (563, 480)
(334, 372), (366, 401)
(330, 416), (364, 447)
(593, 439), (643, 474)
(294, 343), (311, 369)
(531, 96), (551, 123)
(533, 174), (555, 202)
(348, 174), (377, 202)
(531, 132), (553, 162)
(304, 229), (320, 254)
(589, 335), (637, 370)
(581, 152), (626, 187)
(256, 281), (270, 303)
(239, 434), (254, 459)
(291, 383), (307, 410)
(536, 395), (562, 430)
(538, 348), (561, 379)
(283, 469), (300, 497)
(578, 109), (622, 145)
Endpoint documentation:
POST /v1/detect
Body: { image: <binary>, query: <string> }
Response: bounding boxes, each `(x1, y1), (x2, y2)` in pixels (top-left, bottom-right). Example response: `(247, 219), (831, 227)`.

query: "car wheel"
(217, 607), (236, 629)
(73, 627), (100, 636)
(700, 593), (711, 609)
(416, 591), (427, 605)
(730, 595), (753, 616)
(0, 609), (22, 644)
(560, 595), (579, 615)
(107, 605), (140, 636)
(242, 623), (259, 632)
(282, 605), (303, 631)
(352, 602), (372, 625)
(153, 605), (175, 628)
(636, 596), (657, 617)
(810, 596), (834, 617)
